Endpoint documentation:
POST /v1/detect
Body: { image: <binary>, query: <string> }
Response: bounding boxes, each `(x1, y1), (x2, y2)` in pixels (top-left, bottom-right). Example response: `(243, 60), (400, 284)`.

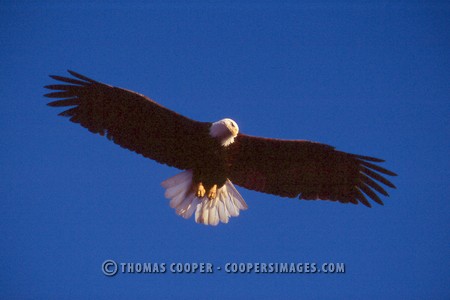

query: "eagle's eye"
(231, 122), (235, 127)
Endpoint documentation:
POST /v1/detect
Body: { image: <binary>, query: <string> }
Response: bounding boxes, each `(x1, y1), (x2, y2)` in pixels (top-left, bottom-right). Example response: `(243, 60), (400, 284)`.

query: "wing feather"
(359, 160), (397, 176)
(49, 75), (87, 85)
(360, 167), (396, 188)
(360, 173), (388, 196)
(45, 70), (211, 170)
(228, 134), (396, 207)
(354, 188), (372, 208)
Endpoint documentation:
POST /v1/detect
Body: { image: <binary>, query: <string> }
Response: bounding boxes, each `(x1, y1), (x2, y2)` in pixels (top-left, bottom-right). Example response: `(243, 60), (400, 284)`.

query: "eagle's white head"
(210, 118), (239, 146)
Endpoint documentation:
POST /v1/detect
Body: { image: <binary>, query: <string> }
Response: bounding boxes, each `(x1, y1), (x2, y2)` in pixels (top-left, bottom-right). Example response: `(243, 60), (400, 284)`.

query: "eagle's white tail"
(161, 170), (248, 226)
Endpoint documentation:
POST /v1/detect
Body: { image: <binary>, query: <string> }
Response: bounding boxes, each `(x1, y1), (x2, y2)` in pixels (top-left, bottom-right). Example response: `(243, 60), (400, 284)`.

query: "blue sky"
(1, 1), (449, 299)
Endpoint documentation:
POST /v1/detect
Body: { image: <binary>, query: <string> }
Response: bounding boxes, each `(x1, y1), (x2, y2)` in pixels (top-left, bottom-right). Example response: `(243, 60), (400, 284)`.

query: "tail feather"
(169, 192), (185, 209)
(217, 197), (229, 223)
(208, 203), (220, 225)
(227, 182), (248, 210)
(161, 170), (248, 226)
(162, 171), (192, 199)
(177, 195), (199, 219)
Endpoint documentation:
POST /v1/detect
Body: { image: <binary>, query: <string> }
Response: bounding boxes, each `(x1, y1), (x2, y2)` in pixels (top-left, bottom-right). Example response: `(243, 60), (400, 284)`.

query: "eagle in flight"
(45, 70), (396, 226)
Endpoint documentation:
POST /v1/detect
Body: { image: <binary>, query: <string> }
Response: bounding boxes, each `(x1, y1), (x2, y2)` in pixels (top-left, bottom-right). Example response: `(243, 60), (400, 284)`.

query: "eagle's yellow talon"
(208, 184), (217, 200)
(195, 182), (206, 198)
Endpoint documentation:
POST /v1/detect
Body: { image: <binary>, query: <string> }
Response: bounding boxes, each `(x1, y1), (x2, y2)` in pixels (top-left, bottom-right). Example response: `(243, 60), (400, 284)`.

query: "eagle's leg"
(207, 184), (217, 200)
(195, 182), (206, 198)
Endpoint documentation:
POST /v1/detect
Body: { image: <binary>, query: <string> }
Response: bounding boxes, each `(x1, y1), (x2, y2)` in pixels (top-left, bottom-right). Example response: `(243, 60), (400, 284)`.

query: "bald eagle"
(45, 70), (396, 226)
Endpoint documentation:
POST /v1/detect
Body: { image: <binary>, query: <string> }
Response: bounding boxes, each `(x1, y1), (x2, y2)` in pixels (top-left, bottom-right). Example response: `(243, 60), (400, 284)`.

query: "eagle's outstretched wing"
(228, 134), (396, 207)
(45, 70), (211, 170)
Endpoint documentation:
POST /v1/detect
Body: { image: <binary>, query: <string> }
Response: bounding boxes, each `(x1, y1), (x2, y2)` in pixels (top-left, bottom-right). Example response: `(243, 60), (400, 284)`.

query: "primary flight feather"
(45, 70), (396, 226)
